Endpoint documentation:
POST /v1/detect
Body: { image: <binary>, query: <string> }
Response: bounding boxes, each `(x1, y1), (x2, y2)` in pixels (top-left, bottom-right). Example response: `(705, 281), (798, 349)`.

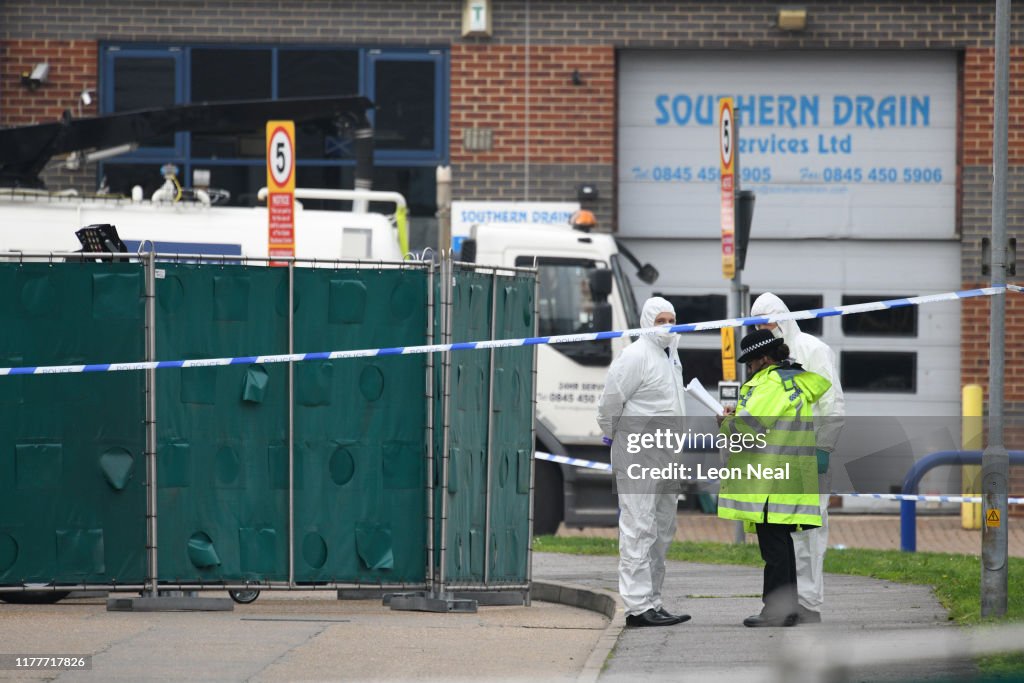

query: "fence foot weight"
(106, 595), (234, 612)
(453, 591), (527, 606)
(386, 591), (477, 613)
(337, 589), (390, 601)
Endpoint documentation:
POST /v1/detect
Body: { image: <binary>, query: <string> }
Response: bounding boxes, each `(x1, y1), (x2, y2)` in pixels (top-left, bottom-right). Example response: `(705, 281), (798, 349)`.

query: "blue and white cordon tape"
(532, 452), (1024, 504)
(0, 286), (1017, 376)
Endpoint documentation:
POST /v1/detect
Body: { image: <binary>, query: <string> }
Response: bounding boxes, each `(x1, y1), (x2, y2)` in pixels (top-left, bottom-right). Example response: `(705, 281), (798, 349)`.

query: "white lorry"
(0, 187), (404, 262)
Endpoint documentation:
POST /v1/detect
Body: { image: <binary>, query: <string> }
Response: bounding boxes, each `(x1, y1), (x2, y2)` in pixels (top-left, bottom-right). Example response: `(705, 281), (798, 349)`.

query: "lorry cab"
(468, 220), (645, 534)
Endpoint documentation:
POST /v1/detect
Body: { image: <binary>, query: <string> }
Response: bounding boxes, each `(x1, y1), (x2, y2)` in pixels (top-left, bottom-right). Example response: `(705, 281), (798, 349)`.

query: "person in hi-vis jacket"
(750, 293), (845, 624)
(597, 297), (691, 628)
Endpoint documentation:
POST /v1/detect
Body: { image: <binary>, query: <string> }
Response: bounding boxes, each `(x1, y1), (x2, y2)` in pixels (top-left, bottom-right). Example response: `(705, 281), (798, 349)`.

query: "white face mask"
(769, 325), (784, 340)
(654, 330), (674, 348)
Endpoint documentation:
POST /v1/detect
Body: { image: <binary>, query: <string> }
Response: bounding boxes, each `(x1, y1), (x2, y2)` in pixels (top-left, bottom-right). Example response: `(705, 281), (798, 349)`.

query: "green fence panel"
(443, 269), (494, 583)
(155, 264), (289, 583)
(487, 274), (535, 583)
(292, 267), (428, 584)
(0, 262), (146, 586)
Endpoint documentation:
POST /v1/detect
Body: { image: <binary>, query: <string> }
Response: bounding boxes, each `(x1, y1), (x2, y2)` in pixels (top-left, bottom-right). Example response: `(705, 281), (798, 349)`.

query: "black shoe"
(796, 606), (821, 624)
(626, 608), (679, 627)
(655, 607), (692, 624)
(742, 612), (799, 627)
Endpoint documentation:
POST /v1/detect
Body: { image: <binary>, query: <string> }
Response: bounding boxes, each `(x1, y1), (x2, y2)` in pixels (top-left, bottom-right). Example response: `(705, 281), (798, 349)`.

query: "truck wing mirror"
(588, 268), (613, 301)
(613, 238), (659, 284)
(636, 263), (659, 285)
(592, 301), (612, 332)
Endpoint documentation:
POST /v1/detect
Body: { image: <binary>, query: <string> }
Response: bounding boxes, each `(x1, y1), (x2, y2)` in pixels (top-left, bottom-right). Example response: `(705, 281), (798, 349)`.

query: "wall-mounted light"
(777, 6), (808, 31)
(20, 62), (49, 89)
(571, 69), (585, 87)
(577, 183), (598, 202)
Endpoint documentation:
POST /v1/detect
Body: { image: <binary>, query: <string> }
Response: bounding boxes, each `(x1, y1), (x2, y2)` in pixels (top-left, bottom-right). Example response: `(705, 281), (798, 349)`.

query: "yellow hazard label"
(986, 508), (1001, 527)
(721, 327), (736, 381)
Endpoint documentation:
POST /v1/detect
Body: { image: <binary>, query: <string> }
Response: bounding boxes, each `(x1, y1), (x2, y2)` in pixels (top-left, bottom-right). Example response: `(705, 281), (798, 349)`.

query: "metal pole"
(425, 261), (436, 589)
(438, 254), (453, 594)
(526, 271), (539, 606)
(483, 270), (498, 584)
(287, 261), (295, 587)
(144, 251), (158, 597)
(982, 0), (1010, 619)
(436, 166), (452, 256)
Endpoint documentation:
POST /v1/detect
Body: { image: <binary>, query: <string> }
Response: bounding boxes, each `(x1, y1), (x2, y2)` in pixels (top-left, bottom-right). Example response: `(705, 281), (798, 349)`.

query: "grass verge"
(533, 535), (1024, 675)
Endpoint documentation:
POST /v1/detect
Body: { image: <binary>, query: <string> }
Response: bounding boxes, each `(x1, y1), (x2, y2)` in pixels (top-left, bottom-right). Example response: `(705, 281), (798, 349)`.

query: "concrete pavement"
(534, 552), (977, 683)
(0, 590), (606, 682)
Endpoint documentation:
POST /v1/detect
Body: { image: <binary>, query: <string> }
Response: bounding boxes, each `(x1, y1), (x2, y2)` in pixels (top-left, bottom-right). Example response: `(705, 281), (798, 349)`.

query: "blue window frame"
(97, 43), (449, 206)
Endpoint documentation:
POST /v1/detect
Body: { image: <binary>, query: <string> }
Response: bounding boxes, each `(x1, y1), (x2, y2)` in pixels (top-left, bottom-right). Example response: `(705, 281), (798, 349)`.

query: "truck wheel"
(0, 591), (71, 604)
(532, 460), (563, 536)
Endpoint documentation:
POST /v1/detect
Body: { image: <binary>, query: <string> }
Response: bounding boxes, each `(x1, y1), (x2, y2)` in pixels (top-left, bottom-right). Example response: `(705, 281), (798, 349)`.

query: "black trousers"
(754, 522), (799, 616)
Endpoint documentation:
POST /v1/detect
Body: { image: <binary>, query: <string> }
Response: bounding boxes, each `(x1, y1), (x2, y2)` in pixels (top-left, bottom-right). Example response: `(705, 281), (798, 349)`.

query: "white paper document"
(685, 378), (726, 416)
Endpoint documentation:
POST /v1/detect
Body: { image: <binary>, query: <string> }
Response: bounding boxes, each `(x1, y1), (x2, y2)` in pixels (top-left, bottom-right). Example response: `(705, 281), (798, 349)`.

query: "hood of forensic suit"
(750, 292), (801, 346)
(640, 296), (679, 351)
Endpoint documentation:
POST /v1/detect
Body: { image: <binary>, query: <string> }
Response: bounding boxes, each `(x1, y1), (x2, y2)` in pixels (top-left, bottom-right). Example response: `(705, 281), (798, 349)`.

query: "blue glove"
(815, 448), (830, 474)
(602, 436), (613, 447)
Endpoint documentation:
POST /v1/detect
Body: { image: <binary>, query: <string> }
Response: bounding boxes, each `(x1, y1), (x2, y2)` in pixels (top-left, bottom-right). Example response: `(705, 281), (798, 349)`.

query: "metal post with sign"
(982, 0), (1010, 618)
(266, 121), (296, 264)
(719, 98), (738, 383)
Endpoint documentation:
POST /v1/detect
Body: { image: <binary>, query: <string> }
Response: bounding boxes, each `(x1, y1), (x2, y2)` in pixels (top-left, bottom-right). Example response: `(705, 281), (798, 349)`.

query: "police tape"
(1009, 283), (1023, 293)
(533, 452), (1024, 504)
(0, 286), (1011, 376)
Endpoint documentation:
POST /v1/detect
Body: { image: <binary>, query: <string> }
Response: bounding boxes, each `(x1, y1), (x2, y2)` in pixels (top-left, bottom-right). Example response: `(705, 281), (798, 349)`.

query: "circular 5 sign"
(719, 100), (734, 170)
(267, 126), (294, 189)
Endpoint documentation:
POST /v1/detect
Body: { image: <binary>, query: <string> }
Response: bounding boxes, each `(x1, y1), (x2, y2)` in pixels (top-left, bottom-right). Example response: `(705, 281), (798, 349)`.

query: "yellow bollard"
(962, 384), (983, 530)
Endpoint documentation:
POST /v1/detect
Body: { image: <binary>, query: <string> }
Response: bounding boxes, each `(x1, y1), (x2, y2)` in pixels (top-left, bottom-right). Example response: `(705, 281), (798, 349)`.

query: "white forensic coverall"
(597, 297), (687, 617)
(750, 293), (845, 612)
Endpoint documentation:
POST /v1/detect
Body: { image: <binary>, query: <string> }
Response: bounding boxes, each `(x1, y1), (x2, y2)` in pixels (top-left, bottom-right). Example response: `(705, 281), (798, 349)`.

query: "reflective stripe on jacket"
(716, 362), (829, 530)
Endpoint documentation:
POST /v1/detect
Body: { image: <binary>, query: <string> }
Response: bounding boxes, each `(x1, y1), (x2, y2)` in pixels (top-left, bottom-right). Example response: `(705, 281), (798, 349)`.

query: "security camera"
(21, 62), (49, 88)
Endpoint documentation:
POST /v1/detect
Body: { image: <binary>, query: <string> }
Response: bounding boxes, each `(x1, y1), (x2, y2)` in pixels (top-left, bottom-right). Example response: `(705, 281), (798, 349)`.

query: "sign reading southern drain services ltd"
(617, 51), (956, 240)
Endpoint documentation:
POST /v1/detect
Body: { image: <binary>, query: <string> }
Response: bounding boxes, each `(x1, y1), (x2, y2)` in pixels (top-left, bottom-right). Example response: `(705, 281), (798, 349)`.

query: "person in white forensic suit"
(750, 292), (846, 624)
(597, 296), (691, 628)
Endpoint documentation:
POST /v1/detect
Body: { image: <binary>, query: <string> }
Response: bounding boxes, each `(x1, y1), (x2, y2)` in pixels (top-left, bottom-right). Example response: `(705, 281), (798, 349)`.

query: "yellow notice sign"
(986, 508), (1001, 528)
(721, 327), (736, 381)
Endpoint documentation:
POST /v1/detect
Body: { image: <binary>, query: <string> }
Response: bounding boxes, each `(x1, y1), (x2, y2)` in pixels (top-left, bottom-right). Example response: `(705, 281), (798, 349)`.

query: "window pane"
(374, 60), (436, 150)
(656, 294), (726, 333)
(678, 348), (723, 390)
(279, 50), (359, 98)
(514, 256), (611, 366)
(280, 50), (361, 161)
(191, 49), (272, 159)
(113, 57), (177, 146)
(840, 351), (916, 393)
(751, 293), (823, 336)
(610, 256), (640, 329)
(841, 295), (918, 336)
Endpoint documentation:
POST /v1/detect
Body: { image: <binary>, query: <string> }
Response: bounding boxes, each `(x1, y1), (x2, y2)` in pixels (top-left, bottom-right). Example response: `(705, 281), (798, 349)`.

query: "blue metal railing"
(899, 450), (1024, 552)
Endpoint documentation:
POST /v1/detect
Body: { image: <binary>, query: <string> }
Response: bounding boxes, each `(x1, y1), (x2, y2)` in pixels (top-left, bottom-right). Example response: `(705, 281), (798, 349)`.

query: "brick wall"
(0, 39), (97, 126)
(450, 43), (615, 224)
(960, 43), (1024, 479)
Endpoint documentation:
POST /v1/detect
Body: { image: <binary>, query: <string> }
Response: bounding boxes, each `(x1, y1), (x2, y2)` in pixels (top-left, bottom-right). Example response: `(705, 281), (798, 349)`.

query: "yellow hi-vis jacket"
(716, 361), (830, 531)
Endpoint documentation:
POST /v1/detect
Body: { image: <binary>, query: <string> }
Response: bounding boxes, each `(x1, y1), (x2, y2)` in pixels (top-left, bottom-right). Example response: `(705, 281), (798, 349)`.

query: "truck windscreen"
(515, 255), (612, 366)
